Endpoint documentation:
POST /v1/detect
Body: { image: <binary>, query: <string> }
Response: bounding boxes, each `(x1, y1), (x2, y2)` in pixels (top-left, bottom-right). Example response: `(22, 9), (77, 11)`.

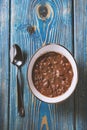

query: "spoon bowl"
(10, 44), (23, 67)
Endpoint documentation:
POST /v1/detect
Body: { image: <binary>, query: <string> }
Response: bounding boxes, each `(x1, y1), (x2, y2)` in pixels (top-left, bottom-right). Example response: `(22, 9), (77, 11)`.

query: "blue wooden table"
(0, 0), (87, 130)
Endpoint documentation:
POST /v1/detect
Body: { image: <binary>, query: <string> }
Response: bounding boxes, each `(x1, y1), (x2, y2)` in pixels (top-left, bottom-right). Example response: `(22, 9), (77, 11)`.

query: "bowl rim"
(27, 44), (78, 103)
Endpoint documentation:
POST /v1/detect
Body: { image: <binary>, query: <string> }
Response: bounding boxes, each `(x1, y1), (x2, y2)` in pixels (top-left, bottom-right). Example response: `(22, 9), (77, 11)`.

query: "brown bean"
(43, 81), (49, 88)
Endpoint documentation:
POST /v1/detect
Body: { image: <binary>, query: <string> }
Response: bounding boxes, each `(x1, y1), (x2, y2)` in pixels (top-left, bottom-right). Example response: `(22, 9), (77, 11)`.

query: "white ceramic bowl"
(27, 44), (78, 103)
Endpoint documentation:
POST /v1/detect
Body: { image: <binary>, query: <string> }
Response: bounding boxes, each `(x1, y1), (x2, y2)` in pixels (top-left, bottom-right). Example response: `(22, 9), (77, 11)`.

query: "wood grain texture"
(1, 0), (87, 130)
(10, 0), (74, 130)
(0, 0), (9, 130)
(74, 0), (87, 130)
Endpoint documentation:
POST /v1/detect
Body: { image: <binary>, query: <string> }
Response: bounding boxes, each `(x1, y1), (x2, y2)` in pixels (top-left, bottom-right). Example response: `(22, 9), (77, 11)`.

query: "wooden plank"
(74, 0), (87, 130)
(10, 0), (74, 130)
(0, 0), (9, 130)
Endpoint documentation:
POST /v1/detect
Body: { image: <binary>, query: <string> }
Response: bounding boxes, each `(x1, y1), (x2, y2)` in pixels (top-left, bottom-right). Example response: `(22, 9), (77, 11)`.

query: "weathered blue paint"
(0, 0), (9, 130)
(9, 0), (74, 130)
(1, 0), (87, 130)
(74, 0), (87, 130)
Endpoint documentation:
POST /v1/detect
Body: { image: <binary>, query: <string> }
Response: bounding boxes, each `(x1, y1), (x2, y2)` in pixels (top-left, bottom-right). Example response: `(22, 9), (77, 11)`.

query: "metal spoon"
(10, 44), (25, 117)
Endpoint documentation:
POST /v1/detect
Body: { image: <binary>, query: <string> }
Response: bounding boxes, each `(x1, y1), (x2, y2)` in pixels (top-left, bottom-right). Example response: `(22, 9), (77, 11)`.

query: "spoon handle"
(17, 67), (25, 117)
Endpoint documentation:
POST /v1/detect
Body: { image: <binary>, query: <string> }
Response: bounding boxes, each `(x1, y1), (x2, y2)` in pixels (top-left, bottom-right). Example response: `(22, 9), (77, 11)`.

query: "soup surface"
(32, 52), (73, 97)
